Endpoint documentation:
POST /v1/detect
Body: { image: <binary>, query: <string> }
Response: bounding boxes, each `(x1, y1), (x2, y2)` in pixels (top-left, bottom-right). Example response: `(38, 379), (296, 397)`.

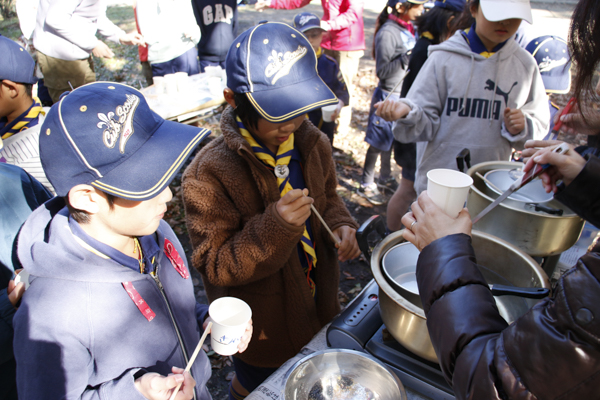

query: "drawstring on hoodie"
(489, 56), (500, 126)
(459, 54), (475, 114)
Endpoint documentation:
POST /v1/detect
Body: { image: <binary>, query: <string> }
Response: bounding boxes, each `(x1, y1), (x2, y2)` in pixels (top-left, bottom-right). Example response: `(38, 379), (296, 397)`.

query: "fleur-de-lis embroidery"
(298, 14), (318, 26)
(97, 95), (141, 153)
(265, 45), (307, 84)
(538, 56), (567, 73)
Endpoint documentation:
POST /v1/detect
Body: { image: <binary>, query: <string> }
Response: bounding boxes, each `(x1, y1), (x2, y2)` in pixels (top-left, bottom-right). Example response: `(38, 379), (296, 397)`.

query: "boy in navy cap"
(0, 35), (53, 192)
(182, 22), (361, 399)
(525, 35), (572, 140)
(13, 82), (252, 400)
(293, 12), (349, 146)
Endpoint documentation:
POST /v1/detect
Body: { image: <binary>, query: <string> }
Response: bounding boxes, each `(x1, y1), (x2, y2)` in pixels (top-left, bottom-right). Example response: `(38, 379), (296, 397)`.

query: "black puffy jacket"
(416, 155), (600, 400)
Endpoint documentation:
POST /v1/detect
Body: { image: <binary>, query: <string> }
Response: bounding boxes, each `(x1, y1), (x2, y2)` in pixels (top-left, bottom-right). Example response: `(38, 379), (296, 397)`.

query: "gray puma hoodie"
(394, 31), (549, 194)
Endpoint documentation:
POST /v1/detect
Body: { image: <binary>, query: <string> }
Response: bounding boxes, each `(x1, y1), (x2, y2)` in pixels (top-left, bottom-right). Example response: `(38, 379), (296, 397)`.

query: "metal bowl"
(282, 349), (406, 400)
(484, 168), (553, 203)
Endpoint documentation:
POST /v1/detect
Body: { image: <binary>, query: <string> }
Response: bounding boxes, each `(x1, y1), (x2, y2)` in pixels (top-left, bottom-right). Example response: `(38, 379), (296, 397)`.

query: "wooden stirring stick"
(310, 204), (341, 246)
(169, 322), (212, 400)
(382, 69), (410, 103)
(475, 172), (503, 194)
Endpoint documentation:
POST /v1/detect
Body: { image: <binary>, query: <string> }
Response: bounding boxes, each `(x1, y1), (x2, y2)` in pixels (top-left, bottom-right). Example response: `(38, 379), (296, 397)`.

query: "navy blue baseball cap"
(387, 0), (428, 7)
(225, 22), (337, 123)
(293, 12), (324, 33)
(39, 82), (211, 200)
(434, 0), (465, 12)
(526, 35), (571, 94)
(0, 35), (36, 85)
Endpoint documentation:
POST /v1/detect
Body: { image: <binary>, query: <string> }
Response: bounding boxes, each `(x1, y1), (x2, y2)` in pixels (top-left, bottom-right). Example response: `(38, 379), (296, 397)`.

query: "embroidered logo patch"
(538, 56), (568, 73)
(97, 94), (140, 154)
(298, 14), (318, 26)
(265, 46), (307, 85)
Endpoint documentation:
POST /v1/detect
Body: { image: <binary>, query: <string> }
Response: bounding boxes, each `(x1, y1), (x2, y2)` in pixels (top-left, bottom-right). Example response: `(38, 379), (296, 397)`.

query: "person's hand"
(522, 142), (586, 192)
(8, 269), (25, 308)
(332, 225), (361, 262)
(237, 319), (253, 353)
(92, 41), (115, 58)
(276, 189), (313, 227)
(401, 192), (472, 251)
(120, 31), (146, 46)
(554, 102), (600, 136)
(521, 139), (563, 163)
(331, 100), (344, 121)
(374, 99), (411, 122)
(134, 367), (195, 400)
(504, 107), (525, 135)
(254, 0), (270, 11)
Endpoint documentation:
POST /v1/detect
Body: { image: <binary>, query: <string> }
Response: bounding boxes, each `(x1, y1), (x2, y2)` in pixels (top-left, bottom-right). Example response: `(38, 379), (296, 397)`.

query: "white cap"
(480, 0), (533, 24)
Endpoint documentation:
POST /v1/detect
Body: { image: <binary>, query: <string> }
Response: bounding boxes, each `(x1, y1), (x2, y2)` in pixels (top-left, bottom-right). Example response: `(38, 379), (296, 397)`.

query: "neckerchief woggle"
(1, 97), (45, 139)
(236, 116), (318, 287)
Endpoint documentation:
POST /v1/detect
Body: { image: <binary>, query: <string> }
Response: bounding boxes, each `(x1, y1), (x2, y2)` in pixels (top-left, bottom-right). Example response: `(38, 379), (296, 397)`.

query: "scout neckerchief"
(461, 24), (508, 59)
(420, 31), (434, 40)
(388, 14), (415, 35)
(236, 116), (318, 295)
(0, 97), (44, 139)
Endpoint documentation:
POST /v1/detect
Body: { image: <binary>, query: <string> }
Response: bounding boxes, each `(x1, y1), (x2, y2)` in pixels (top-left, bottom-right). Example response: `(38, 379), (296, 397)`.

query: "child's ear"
(68, 185), (101, 215)
(223, 88), (236, 108)
(1, 80), (20, 99)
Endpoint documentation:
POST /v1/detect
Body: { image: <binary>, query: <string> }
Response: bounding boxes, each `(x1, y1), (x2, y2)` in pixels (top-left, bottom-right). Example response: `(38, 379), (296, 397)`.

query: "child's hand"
(276, 189), (313, 227)
(331, 100), (344, 121)
(134, 367), (195, 400)
(255, 0), (270, 11)
(333, 226), (361, 262)
(8, 270), (25, 308)
(555, 102), (600, 136)
(503, 107), (525, 135)
(374, 99), (411, 122)
(237, 319), (253, 354)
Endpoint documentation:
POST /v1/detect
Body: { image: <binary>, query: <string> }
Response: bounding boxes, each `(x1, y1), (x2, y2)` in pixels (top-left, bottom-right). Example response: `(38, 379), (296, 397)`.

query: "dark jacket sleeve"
(554, 154), (600, 227)
(418, 229), (600, 399)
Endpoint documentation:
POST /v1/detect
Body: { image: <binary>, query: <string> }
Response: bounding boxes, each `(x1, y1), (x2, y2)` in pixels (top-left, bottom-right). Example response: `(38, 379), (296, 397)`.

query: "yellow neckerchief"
(315, 46), (322, 58)
(1, 97), (45, 139)
(236, 116), (318, 270)
(420, 31), (434, 40)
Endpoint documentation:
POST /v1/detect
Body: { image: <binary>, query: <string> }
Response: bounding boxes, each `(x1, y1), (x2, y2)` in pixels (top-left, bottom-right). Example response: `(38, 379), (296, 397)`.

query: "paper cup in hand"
(426, 169), (473, 217)
(164, 74), (178, 95)
(321, 104), (337, 122)
(153, 76), (165, 95)
(208, 297), (252, 356)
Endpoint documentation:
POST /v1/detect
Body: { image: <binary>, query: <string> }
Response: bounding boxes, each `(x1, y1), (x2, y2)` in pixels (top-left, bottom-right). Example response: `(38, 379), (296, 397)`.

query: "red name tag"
(164, 238), (189, 279)
(122, 282), (156, 322)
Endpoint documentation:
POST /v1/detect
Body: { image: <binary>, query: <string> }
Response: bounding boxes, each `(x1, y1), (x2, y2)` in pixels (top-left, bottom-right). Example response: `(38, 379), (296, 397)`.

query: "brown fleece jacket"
(182, 107), (358, 368)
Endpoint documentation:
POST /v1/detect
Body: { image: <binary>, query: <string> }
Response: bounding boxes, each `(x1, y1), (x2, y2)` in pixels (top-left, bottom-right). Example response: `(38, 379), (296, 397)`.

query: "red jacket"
(270, 0), (365, 51)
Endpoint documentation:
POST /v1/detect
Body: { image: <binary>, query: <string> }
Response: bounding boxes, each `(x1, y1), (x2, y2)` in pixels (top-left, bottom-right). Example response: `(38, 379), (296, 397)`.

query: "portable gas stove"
(327, 279), (455, 400)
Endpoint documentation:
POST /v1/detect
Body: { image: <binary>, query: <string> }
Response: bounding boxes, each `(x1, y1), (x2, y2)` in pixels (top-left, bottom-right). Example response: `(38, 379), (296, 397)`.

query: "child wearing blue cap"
(358, 0), (426, 206)
(387, 0), (467, 230)
(182, 22), (361, 399)
(293, 12), (350, 146)
(12, 82), (252, 400)
(376, 0), (549, 195)
(0, 35), (53, 192)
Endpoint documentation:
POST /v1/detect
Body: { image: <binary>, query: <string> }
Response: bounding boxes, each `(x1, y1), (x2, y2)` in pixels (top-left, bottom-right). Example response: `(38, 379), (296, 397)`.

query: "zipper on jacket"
(152, 264), (198, 400)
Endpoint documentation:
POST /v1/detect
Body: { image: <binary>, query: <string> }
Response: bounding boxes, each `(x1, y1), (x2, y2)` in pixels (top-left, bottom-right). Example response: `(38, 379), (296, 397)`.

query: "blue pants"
(151, 47), (200, 77)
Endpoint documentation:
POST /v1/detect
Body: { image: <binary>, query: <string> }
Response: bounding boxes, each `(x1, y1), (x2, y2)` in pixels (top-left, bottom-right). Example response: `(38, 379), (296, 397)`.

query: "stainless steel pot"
(467, 161), (584, 257)
(359, 217), (550, 363)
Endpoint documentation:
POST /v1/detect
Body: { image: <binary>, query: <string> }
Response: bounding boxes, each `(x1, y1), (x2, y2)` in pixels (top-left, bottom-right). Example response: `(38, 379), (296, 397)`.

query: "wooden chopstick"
(310, 204), (341, 245)
(475, 172), (503, 193)
(169, 322), (212, 400)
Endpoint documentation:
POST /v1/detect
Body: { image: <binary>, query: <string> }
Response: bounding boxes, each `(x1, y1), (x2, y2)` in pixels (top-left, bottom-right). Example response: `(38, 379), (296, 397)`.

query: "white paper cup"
(321, 104), (337, 122)
(426, 169), (474, 217)
(175, 72), (189, 93)
(208, 297), (252, 356)
(14, 269), (30, 290)
(153, 76), (165, 95)
(164, 74), (178, 95)
(204, 66), (223, 77)
(208, 77), (222, 97)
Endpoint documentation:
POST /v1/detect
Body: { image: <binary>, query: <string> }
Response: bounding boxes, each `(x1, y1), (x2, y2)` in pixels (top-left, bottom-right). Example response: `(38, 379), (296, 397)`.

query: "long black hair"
(372, 2), (421, 58)
(451, 0), (477, 35)
(569, 0), (600, 104)
(414, 6), (462, 45)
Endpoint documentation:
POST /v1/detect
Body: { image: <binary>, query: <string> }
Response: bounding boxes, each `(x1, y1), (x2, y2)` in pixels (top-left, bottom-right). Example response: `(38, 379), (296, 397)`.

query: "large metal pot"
(361, 217), (550, 363)
(467, 161), (584, 257)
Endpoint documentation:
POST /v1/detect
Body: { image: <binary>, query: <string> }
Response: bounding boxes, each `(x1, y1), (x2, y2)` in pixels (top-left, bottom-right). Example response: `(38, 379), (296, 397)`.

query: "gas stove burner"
(327, 280), (455, 400)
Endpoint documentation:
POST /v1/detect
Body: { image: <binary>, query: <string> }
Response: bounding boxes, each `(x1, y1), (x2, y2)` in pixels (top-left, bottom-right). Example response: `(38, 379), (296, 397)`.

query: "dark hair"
(451, 0), (477, 33)
(23, 83), (33, 99)
(65, 192), (116, 224)
(233, 92), (262, 131)
(569, 0), (600, 105)
(372, 2), (421, 58)
(415, 6), (462, 45)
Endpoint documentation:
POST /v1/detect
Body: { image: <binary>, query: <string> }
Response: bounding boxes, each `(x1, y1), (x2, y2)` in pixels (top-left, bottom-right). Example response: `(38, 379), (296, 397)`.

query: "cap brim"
(91, 116), (210, 201)
(480, 1), (533, 24)
(246, 75), (338, 123)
